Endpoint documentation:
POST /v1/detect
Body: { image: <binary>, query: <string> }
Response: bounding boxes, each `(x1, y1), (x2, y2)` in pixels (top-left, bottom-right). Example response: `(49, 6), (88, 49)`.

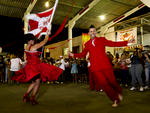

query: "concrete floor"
(0, 83), (150, 113)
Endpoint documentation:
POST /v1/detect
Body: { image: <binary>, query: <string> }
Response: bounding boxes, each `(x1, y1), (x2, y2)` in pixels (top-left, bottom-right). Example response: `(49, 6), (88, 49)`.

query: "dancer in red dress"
(12, 33), (63, 105)
(69, 25), (134, 107)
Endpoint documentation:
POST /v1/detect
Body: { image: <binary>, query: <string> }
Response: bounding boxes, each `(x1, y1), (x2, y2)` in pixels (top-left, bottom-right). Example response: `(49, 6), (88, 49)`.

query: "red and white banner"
(25, 0), (59, 38)
(26, 8), (54, 38)
(117, 27), (137, 44)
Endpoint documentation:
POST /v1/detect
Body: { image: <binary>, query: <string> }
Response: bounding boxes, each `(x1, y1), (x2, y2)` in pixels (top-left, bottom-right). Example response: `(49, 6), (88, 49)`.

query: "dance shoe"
(30, 96), (39, 105)
(23, 93), (30, 103)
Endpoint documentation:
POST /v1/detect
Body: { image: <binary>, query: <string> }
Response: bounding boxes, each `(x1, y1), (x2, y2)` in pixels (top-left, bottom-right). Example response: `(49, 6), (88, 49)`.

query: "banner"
(26, 8), (53, 38)
(82, 33), (90, 48)
(117, 27), (137, 45)
(26, 0), (59, 38)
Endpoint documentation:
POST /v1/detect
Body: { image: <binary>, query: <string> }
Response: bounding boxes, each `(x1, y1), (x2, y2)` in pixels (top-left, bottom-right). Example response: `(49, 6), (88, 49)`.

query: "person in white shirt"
(55, 56), (66, 84)
(9, 55), (22, 83)
(10, 57), (22, 71)
(59, 56), (65, 70)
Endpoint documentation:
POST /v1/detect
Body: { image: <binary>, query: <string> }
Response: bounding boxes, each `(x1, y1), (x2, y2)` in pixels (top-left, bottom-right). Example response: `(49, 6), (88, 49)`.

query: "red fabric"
(48, 16), (68, 41)
(27, 8), (54, 38)
(89, 69), (101, 91)
(91, 69), (122, 102)
(36, 27), (47, 38)
(12, 51), (63, 82)
(37, 9), (53, 17)
(29, 20), (38, 31)
(74, 37), (128, 71)
(73, 37), (127, 102)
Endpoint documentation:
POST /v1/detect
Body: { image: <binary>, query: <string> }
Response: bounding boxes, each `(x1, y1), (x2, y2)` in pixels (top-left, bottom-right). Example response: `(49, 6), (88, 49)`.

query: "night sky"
(0, 16), (24, 55)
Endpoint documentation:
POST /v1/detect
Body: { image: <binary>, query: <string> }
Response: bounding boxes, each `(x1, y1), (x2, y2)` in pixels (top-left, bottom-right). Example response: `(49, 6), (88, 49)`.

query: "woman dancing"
(12, 33), (63, 105)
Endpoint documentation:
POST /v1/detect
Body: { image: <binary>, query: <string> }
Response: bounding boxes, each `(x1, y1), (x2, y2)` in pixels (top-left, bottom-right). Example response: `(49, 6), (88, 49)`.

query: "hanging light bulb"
(45, 1), (50, 8)
(99, 15), (105, 21)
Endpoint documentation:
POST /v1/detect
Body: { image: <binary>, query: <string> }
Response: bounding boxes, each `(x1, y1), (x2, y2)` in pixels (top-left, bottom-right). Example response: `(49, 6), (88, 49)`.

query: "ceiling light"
(99, 15), (105, 21)
(45, 1), (50, 8)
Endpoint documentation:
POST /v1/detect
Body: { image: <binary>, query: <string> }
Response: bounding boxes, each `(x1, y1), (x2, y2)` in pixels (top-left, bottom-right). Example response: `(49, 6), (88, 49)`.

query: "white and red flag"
(25, 0), (59, 38)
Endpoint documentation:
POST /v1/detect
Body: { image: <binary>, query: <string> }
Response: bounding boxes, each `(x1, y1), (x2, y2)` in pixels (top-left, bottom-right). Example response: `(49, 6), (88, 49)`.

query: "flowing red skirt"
(12, 63), (63, 83)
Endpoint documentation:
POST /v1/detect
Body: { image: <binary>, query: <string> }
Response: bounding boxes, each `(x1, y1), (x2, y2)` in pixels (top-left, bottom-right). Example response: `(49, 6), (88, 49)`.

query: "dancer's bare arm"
(31, 34), (49, 50)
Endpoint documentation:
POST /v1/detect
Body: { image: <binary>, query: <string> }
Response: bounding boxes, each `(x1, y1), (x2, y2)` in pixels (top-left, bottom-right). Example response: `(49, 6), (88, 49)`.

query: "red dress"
(12, 50), (63, 82)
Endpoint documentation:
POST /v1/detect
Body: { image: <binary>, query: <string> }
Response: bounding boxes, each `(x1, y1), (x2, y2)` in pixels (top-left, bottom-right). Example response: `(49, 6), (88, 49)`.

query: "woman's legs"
(72, 74), (77, 83)
(31, 78), (41, 97)
(30, 78), (41, 105)
(72, 74), (75, 83)
(23, 78), (41, 105)
(26, 82), (36, 94)
(23, 82), (36, 102)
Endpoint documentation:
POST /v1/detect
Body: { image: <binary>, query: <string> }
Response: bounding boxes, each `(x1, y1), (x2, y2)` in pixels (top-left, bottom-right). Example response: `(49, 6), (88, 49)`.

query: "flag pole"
(41, 0), (59, 59)
(48, 0), (59, 31)
(50, 0), (59, 24)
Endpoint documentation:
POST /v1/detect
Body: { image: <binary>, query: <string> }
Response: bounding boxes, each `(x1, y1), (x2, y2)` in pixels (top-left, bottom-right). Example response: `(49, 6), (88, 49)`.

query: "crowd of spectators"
(0, 49), (150, 92)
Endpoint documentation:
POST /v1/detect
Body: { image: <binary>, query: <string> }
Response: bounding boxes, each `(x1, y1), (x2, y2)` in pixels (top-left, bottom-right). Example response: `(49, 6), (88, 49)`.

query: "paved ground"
(0, 83), (150, 113)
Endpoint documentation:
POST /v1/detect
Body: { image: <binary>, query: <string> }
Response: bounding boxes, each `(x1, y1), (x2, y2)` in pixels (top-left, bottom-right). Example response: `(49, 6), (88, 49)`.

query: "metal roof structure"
(0, 0), (145, 29)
